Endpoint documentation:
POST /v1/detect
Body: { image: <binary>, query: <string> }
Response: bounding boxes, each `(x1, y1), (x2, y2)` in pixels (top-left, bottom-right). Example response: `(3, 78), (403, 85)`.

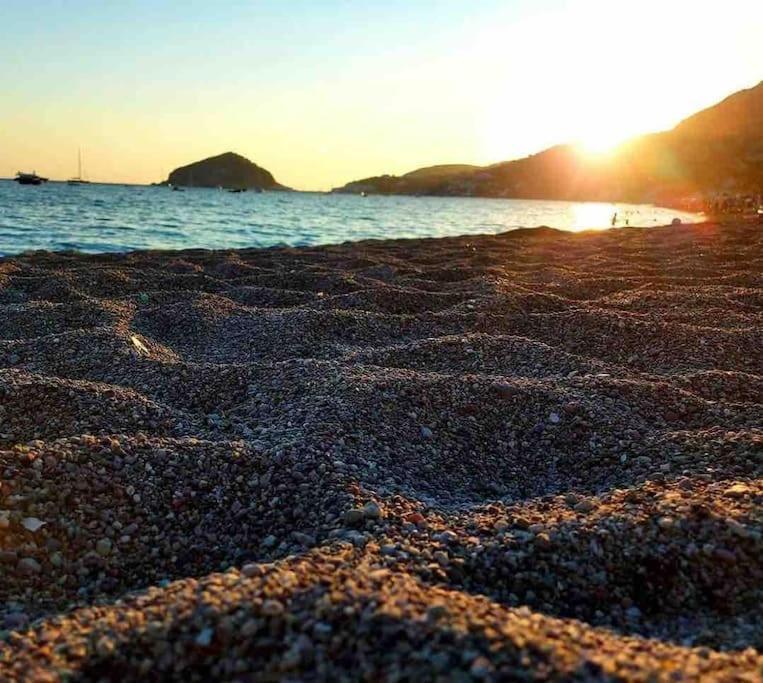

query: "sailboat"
(67, 149), (90, 185)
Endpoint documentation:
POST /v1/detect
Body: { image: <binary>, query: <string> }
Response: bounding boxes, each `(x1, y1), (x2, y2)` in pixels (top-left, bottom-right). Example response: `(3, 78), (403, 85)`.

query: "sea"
(0, 180), (703, 256)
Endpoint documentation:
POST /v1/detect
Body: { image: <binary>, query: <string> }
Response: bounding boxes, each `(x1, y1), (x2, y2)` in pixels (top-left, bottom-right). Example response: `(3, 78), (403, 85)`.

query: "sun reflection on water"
(569, 202), (621, 231)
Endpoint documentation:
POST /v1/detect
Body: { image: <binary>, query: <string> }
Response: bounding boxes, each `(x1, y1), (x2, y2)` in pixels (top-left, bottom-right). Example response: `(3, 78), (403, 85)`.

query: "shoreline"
(1, 216), (712, 262)
(0, 220), (761, 680)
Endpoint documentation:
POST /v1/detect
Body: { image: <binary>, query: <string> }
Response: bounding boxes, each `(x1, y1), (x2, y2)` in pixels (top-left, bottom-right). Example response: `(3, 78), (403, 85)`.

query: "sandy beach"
(0, 221), (761, 680)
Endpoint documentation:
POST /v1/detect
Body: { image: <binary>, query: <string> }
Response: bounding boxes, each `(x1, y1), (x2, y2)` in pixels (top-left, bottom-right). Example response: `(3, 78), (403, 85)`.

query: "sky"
(1, 0), (761, 190)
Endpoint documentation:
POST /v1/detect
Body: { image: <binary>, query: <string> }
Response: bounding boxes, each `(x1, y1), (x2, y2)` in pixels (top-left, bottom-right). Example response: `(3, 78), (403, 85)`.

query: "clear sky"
(2, 0), (761, 189)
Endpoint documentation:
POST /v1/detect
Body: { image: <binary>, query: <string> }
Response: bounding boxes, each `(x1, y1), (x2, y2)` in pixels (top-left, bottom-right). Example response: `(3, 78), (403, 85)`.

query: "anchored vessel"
(14, 172), (48, 186)
(67, 149), (90, 185)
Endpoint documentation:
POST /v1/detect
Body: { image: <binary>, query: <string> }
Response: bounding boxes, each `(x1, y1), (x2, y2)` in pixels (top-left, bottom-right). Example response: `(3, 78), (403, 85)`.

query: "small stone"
(3, 613), (29, 631)
(17, 557), (41, 575)
(420, 426), (433, 440)
(362, 501), (382, 520)
(574, 500), (596, 513)
(96, 538), (112, 557)
(563, 401), (582, 415)
(726, 519), (749, 538)
(493, 519), (509, 533)
(440, 530), (458, 544)
(262, 535), (277, 548)
(405, 512), (426, 525)
(49, 552), (63, 568)
(343, 509), (365, 526)
(241, 563), (261, 578)
(715, 548), (736, 564)
(470, 656), (494, 677)
(548, 412), (561, 424)
(194, 627), (214, 647)
(262, 599), (284, 617)
(292, 531), (316, 546)
(490, 382), (516, 399)
(657, 516), (675, 530)
(95, 635), (115, 657)
(241, 619), (259, 637)
(21, 517), (46, 533)
(427, 605), (448, 621)
(724, 483), (750, 498)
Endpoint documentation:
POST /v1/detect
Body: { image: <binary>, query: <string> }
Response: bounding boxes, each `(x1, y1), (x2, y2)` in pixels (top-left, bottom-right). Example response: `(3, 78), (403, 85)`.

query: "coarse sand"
(0, 221), (761, 680)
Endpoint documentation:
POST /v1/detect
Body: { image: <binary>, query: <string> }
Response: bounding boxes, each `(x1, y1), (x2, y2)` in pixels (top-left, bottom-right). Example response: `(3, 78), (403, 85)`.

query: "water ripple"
(0, 180), (703, 255)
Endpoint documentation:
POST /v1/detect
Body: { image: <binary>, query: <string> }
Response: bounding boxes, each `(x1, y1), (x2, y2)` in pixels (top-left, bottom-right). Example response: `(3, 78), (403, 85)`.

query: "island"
(162, 152), (291, 191)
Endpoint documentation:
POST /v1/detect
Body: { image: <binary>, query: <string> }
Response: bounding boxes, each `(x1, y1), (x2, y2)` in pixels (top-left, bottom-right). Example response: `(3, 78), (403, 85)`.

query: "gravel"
(0, 221), (761, 680)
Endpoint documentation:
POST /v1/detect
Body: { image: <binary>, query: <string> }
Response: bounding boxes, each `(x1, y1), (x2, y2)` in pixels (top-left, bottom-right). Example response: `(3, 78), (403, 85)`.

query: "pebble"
(17, 558), (41, 575)
(724, 483), (750, 498)
(96, 538), (113, 557)
(362, 501), (382, 519)
(195, 627), (214, 647)
(574, 500), (596, 513)
(21, 517), (45, 533)
(262, 600), (285, 617)
(493, 519), (509, 533)
(489, 382), (516, 399)
(241, 563), (261, 578)
(343, 509), (365, 526)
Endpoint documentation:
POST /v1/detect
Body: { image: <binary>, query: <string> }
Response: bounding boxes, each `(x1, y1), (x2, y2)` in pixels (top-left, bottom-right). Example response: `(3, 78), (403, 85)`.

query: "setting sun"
(575, 130), (627, 157)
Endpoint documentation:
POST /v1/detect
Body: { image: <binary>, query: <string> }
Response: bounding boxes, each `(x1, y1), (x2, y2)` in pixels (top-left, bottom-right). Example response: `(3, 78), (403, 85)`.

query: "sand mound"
(0, 222), (761, 680)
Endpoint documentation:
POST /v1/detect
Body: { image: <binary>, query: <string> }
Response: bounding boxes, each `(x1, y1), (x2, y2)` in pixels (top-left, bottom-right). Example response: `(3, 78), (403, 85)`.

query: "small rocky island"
(163, 152), (290, 190)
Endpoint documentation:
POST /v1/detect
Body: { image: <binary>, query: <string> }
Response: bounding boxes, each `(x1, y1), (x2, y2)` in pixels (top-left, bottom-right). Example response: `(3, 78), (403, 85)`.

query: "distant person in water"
(611, 212), (618, 227)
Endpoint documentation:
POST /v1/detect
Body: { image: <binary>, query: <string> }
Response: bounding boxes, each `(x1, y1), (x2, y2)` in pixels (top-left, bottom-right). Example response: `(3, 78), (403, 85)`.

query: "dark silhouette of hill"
(334, 80), (763, 203)
(164, 152), (290, 190)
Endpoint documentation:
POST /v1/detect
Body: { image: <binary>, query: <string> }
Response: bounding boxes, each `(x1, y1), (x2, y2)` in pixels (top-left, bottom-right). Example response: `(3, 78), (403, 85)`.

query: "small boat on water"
(228, 188), (246, 193)
(14, 172), (48, 186)
(67, 149), (90, 185)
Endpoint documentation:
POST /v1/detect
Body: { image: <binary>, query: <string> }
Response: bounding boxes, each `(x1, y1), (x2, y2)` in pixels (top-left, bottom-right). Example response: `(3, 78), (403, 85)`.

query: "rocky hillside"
(165, 152), (289, 190)
(333, 80), (763, 202)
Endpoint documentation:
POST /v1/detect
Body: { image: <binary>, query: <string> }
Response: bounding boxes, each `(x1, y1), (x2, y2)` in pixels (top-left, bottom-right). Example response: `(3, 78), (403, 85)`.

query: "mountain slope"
(333, 80), (763, 202)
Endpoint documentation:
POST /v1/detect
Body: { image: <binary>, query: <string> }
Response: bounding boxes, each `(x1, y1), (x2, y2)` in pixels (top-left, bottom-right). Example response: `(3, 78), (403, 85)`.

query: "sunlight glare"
(574, 129), (627, 157)
(569, 202), (618, 231)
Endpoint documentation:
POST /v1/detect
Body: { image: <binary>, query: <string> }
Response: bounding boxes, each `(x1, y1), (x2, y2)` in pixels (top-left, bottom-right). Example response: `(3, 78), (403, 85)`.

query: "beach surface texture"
(0, 222), (761, 680)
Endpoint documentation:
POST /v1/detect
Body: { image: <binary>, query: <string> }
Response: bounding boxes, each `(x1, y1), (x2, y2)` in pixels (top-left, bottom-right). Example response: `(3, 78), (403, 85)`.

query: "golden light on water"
(569, 202), (619, 231)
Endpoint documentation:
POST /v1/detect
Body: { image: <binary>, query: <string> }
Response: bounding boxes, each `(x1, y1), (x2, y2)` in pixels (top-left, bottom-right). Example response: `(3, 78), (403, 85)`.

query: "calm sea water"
(0, 180), (702, 256)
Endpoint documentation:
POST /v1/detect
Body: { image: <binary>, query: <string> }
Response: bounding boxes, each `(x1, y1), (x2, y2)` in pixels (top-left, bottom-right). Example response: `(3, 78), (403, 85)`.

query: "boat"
(67, 149), (90, 185)
(228, 188), (246, 193)
(14, 172), (48, 186)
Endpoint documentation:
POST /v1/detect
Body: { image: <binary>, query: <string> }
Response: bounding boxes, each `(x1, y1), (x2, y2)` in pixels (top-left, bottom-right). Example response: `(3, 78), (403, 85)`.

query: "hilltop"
(163, 152), (290, 190)
(334, 80), (763, 203)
